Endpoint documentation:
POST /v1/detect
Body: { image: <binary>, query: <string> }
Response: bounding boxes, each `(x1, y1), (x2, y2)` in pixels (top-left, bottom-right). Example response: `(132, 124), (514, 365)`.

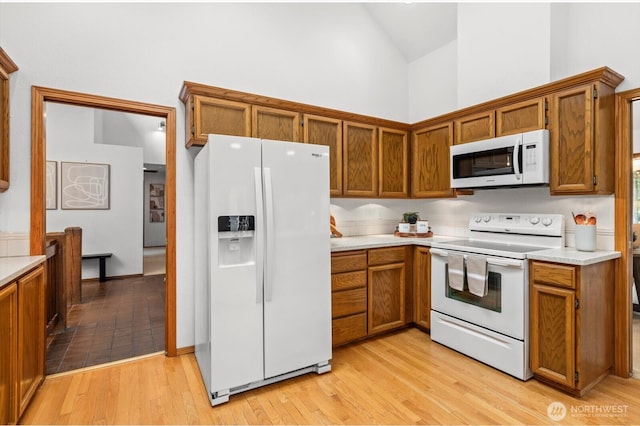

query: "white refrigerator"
(194, 134), (332, 406)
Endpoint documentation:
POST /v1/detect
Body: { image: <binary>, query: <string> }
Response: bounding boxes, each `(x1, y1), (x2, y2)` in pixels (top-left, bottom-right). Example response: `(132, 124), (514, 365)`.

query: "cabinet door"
(252, 105), (300, 142)
(303, 114), (343, 196)
(189, 96), (251, 147)
(454, 111), (495, 145)
(343, 122), (378, 197)
(496, 97), (546, 136)
(0, 283), (17, 425)
(378, 127), (408, 198)
(530, 282), (576, 389)
(549, 84), (595, 194)
(411, 122), (455, 198)
(17, 266), (45, 417)
(368, 262), (405, 334)
(413, 247), (430, 330)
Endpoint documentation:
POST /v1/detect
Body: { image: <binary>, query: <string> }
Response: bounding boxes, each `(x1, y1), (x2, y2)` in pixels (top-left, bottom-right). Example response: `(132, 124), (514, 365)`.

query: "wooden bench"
(81, 253), (112, 282)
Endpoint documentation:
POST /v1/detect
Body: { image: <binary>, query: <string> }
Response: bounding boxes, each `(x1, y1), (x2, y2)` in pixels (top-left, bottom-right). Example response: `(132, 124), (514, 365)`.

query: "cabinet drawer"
(368, 247), (405, 266)
(331, 251), (367, 273)
(332, 270), (366, 292)
(332, 287), (367, 318)
(530, 261), (577, 289)
(332, 313), (367, 346)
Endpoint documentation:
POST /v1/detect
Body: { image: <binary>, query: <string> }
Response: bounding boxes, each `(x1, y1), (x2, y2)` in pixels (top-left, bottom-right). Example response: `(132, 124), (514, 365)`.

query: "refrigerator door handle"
(264, 167), (275, 302)
(254, 167), (264, 304)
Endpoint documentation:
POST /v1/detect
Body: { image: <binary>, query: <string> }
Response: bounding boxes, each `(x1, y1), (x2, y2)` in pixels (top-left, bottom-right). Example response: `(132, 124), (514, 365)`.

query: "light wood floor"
(21, 328), (640, 425)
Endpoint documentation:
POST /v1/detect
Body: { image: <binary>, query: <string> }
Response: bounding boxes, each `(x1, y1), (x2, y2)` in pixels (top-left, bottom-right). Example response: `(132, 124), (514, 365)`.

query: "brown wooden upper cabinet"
(455, 97), (546, 145)
(548, 82), (615, 195)
(454, 110), (495, 145)
(252, 105), (300, 142)
(187, 95), (251, 147)
(0, 47), (18, 192)
(378, 127), (408, 198)
(496, 97), (546, 136)
(343, 121), (378, 197)
(411, 122), (454, 198)
(303, 114), (343, 197)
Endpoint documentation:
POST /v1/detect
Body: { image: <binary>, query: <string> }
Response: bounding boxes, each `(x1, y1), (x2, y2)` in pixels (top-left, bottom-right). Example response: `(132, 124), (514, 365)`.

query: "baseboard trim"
(176, 345), (195, 355)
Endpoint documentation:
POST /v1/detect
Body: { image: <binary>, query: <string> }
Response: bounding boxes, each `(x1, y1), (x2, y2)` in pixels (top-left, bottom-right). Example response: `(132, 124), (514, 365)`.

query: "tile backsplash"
(331, 186), (615, 250)
(0, 232), (30, 257)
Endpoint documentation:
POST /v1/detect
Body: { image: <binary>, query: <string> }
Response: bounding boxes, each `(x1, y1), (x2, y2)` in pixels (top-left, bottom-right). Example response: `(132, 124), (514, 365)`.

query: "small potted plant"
(403, 212), (420, 224)
(400, 212), (420, 233)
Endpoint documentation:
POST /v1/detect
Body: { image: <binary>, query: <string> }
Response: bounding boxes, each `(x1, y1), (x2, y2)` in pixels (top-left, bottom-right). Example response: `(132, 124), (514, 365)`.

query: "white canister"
(416, 220), (429, 233)
(575, 225), (596, 252)
(398, 223), (410, 233)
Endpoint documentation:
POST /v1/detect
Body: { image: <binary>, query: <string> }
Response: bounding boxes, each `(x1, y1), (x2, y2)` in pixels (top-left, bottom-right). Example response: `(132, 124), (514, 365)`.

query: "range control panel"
(469, 213), (565, 237)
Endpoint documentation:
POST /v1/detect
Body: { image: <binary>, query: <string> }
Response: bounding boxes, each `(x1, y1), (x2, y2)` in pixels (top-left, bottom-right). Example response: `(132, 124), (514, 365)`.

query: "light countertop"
(526, 248), (620, 266)
(331, 234), (620, 265)
(330, 234), (460, 252)
(0, 256), (46, 289)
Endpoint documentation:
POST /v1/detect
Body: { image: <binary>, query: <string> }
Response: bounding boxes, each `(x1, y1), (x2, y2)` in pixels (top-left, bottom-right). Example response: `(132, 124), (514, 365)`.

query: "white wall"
(551, 3), (640, 90)
(408, 40), (458, 122)
(0, 2), (409, 349)
(46, 103), (144, 279)
(457, 3), (552, 109)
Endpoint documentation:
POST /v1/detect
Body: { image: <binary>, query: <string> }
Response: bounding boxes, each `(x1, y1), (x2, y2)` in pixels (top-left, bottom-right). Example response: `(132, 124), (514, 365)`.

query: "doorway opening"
(30, 86), (177, 374)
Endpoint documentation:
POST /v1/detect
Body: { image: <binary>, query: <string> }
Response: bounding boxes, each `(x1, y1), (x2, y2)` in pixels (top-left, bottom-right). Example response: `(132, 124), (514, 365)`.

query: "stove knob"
(483, 215), (491, 223)
(529, 216), (540, 225)
(542, 217), (553, 226)
(474, 216), (482, 223)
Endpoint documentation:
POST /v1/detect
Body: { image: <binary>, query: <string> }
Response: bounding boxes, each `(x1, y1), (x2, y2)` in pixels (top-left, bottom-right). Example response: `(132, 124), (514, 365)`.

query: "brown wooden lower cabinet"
(17, 265), (45, 417)
(331, 246), (413, 346)
(331, 251), (368, 346)
(529, 259), (614, 396)
(0, 283), (18, 425)
(0, 263), (45, 425)
(413, 246), (431, 330)
(368, 247), (406, 334)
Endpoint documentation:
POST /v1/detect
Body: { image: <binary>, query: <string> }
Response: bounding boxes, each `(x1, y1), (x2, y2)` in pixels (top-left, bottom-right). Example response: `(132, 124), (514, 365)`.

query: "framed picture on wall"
(61, 161), (110, 210)
(46, 161), (57, 210)
(150, 183), (165, 222)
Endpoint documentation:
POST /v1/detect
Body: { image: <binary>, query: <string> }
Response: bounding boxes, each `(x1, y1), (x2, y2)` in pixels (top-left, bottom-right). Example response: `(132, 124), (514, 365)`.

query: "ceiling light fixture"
(158, 121), (166, 131)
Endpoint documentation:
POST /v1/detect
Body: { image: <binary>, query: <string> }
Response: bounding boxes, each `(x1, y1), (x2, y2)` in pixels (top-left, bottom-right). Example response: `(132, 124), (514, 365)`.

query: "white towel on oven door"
(447, 253), (465, 291)
(466, 255), (488, 297)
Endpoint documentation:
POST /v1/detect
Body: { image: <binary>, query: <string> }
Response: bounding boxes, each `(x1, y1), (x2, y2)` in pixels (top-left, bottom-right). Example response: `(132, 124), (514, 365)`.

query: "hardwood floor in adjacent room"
(23, 328), (640, 425)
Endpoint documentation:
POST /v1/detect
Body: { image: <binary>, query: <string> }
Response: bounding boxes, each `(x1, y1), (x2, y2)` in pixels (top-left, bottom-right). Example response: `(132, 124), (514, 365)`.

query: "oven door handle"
(430, 248), (449, 257)
(486, 258), (524, 268)
(431, 248), (523, 269)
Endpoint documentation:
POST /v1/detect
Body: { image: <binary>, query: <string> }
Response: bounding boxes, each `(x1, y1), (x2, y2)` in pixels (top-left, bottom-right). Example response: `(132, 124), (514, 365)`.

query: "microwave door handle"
(513, 138), (522, 180)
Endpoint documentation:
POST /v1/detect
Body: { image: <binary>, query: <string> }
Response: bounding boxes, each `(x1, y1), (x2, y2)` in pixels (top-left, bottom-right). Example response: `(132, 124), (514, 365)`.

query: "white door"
(208, 135), (265, 392)
(261, 140), (332, 378)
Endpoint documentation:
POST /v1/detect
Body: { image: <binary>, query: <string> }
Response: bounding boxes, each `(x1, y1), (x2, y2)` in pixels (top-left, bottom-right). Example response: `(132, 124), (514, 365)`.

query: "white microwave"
(450, 129), (549, 189)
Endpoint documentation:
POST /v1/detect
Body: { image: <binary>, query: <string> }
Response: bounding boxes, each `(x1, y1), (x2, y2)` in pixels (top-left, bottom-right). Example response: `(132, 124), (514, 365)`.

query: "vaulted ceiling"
(363, 2), (457, 62)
